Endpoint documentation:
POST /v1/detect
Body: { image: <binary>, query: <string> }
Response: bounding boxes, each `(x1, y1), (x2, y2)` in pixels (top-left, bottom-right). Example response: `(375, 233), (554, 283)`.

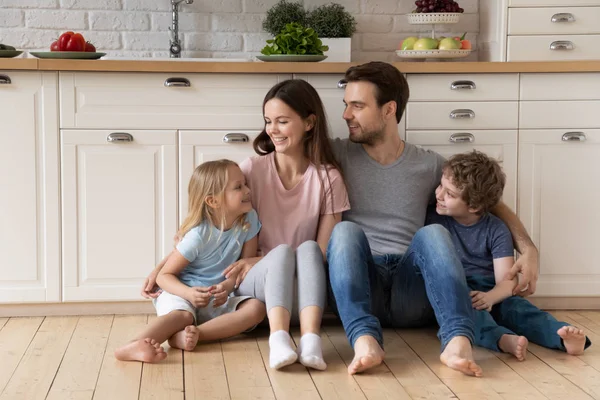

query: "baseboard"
(1, 297), (599, 318)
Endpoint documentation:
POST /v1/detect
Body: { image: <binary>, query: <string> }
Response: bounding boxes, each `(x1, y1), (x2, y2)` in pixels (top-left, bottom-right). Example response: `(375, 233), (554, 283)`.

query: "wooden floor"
(1, 311), (600, 399)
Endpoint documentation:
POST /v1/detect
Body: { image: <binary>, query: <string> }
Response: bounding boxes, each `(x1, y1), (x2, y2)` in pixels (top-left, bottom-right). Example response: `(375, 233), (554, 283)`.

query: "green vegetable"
(0, 44), (16, 51)
(261, 22), (329, 56)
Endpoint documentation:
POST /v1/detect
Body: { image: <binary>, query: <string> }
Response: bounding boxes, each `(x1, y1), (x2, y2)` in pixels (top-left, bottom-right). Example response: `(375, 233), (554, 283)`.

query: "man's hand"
(223, 258), (260, 288)
(186, 287), (212, 308)
(141, 270), (162, 299)
(210, 284), (229, 307)
(470, 291), (493, 312)
(505, 250), (539, 296)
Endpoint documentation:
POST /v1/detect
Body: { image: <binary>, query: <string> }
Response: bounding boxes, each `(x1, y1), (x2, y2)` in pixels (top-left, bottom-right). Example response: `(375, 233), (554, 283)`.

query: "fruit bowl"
(396, 49), (471, 59)
(407, 12), (461, 24)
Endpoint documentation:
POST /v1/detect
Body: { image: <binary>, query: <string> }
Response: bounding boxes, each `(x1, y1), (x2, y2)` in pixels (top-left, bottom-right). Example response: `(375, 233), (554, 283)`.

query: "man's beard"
(348, 124), (385, 145)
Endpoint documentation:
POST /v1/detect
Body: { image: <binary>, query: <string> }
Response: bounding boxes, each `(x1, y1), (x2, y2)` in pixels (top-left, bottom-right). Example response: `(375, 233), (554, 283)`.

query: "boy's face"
(435, 173), (479, 218)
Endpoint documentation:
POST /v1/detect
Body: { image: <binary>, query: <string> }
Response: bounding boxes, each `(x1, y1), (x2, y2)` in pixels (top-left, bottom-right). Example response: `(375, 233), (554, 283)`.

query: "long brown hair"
(253, 79), (345, 211)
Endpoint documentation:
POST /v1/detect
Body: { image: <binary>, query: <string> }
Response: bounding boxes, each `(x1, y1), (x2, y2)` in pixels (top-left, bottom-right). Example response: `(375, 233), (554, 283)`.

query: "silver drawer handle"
(337, 79), (347, 89)
(107, 132), (134, 143)
(450, 109), (475, 119)
(449, 133), (475, 143)
(450, 80), (476, 90)
(223, 133), (249, 143)
(551, 13), (575, 23)
(0, 75), (11, 84)
(562, 131), (586, 142)
(550, 41), (574, 51)
(164, 77), (191, 87)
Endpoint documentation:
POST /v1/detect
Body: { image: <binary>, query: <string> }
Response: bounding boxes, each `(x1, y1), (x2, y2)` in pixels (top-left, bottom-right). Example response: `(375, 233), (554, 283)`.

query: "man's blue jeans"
(326, 221), (475, 351)
(468, 275), (592, 352)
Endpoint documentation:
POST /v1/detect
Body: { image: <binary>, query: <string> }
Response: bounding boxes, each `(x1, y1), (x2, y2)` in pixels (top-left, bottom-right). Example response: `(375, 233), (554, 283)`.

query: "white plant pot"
(320, 37), (351, 62)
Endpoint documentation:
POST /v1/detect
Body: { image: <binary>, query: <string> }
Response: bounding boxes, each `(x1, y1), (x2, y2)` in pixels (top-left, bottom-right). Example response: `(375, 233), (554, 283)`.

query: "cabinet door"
(406, 130), (518, 211)
(61, 130), (177, 301)
(179, 130), (259, 223)
(0, 72), (60, 303)
(519, 129), (600, 296)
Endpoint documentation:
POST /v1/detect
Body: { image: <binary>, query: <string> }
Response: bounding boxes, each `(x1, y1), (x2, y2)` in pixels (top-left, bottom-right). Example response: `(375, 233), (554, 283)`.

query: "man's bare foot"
(348, 335), (385, 375)
(557, 326), (586, 355)
(498, 334), (528, 361)
(440, 336), (483, 377)
(114, 338), (167, 363)
(168, 325), (200, 351)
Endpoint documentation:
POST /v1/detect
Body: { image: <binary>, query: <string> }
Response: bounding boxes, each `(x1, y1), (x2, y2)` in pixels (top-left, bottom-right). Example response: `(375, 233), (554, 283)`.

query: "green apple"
(438, 37), (461, 50)
(400, 36), (418, 50)
(413, 37), (439, 50)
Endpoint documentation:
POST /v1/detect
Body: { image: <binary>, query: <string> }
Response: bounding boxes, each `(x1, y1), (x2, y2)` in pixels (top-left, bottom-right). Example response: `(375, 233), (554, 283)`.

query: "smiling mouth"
(271, 137), (288, 143)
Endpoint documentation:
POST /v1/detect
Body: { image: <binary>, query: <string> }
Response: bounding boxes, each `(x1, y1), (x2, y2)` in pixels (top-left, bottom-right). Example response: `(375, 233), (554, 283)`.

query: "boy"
(427, 150), (591, 360)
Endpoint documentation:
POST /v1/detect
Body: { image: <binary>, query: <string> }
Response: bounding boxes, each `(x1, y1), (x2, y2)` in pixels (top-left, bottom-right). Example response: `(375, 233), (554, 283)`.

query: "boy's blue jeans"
(468, 275), (592, 352)
(326, 221), (475, 351)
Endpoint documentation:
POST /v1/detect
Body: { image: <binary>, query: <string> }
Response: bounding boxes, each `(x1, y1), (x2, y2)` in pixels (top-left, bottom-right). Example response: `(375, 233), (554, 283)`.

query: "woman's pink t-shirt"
(240, 153), (350, 255)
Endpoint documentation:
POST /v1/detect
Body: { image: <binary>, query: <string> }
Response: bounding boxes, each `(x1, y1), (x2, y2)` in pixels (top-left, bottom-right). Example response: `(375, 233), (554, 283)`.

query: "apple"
(413, 37), (438, 50)
(438, 37), (460, 50)
(400, 36), (418, 50)
(461, 39), (472, 50)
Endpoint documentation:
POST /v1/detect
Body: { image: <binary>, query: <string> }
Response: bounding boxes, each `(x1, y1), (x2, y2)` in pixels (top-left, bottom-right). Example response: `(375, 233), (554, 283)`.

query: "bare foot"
(440, 336), (483, 377)
(169, 325), (200, 351)
(498, 334), (528, 361)
(558, 326), (586, 355)
(348, 335), (385, 375)
(115, 338), (167, 363)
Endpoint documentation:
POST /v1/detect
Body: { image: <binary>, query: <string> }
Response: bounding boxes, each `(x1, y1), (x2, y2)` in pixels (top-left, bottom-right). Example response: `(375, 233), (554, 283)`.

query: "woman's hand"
(140, 269), (162, 299)
(223, 257), (261, 288)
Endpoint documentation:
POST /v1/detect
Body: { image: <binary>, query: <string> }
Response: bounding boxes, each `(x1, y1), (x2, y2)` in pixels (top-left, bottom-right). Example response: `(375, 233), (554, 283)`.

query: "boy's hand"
(187, 286), (212, 308)
(210, 284), (229, 307)
(505, 249), (539, 296)
(470, 291), (493, 312)
(141, 270), (162, 299)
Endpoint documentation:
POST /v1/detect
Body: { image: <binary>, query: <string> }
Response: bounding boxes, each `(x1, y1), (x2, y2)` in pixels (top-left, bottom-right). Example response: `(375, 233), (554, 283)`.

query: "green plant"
(261, 22), (329, 55)
(307, 3), (357, 38)
(262, 0), (308, 37)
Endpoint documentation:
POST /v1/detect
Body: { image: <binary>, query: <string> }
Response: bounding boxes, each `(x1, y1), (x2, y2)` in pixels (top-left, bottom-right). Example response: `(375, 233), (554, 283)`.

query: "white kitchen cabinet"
(179, 130), (260, 223)
(406, 130), (518, 211)
(519, 129), (600, 296)
(61, 130), (177, 301)
(0, 71), (60, 304)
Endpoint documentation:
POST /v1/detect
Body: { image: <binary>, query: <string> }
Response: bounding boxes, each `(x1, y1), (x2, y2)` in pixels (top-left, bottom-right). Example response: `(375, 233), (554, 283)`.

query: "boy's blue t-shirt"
(426, 209), (514, 277)
(176, 209), (261, 288)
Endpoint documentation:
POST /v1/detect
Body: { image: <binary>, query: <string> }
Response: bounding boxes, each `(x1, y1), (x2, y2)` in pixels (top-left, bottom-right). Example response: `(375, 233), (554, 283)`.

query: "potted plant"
(261, 22), (328, 57)
(262, 0), (308, 37)
(307, 3), (356, 62)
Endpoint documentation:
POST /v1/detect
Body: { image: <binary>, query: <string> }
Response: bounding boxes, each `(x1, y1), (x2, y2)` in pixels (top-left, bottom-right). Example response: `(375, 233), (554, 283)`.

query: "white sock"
(297, 333), (327, 370)
(269, 330), (298, 370)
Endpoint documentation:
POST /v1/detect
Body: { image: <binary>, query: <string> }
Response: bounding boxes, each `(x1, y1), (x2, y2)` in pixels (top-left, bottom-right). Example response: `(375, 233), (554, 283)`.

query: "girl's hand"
(210, 284), (229, 307)
(187, 286), (212, 308)
(141, 270), (162, 299)
(470, 290), (493, 312)
(223, 258), (259, 288)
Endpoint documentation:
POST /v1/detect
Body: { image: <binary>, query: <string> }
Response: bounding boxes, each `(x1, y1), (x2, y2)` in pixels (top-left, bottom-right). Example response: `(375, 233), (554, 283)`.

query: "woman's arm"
(316, 212), (342, 259)
(490, 201), (539, 296)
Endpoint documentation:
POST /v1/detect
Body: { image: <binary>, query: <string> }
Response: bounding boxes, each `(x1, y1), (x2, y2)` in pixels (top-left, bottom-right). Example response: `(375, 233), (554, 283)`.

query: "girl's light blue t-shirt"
(176, 209), (260, 288)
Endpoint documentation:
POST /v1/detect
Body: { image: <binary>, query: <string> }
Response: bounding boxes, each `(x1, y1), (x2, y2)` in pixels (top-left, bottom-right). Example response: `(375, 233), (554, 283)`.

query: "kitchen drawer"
(520, 73), (600, 100)
(59, 72), (292, 129)
(406, 102), (518, 130)
(508, 7), (600, 35)
(507, 35), (600, 61)
(520, 101), (600, 128)
(407, 74), (519, 101)
(509, 0), (600, 6)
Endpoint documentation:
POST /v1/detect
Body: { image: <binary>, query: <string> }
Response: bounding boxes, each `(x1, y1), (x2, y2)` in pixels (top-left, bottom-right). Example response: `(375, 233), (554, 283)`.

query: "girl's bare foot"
(440, 336), (483, 377)
(348, 335), (385, 375)
(557, 326), (586, 355)
(498, 334), (528, 361)
(115, 338), (167, 363)
(169, 325), (200, 351)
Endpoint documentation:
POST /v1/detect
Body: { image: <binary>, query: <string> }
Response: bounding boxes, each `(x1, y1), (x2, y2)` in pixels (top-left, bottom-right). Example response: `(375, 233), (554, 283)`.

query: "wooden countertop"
(2, 58), (600, 73)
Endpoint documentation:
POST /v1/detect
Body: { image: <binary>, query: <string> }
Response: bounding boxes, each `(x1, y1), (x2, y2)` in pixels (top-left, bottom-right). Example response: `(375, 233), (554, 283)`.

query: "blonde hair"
(178, 159), (247, 240)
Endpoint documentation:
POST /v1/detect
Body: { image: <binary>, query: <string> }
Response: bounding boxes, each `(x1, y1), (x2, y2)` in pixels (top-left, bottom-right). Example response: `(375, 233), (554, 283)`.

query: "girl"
(224, 79), (350, 370)
(116, 160), (265, 363)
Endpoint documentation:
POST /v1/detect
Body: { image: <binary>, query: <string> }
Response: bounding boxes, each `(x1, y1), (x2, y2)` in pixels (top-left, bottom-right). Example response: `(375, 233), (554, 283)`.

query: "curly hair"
(443, 150), (506, 214)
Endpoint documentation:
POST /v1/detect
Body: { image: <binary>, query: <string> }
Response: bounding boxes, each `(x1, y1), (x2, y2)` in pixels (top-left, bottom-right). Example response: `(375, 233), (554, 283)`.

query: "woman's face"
(263, 98), (313, 155)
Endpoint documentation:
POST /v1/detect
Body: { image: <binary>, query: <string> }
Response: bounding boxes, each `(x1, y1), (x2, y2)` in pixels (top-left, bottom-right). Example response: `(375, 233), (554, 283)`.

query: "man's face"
(342, 81), (387, 145)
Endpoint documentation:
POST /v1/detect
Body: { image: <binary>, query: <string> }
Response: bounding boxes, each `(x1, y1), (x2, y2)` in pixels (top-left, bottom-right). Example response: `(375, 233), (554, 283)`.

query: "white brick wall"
(0, 0), (479, 61)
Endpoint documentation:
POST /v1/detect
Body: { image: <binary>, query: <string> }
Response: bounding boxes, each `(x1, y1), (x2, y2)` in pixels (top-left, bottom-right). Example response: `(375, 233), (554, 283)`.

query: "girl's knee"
(169, 309), (195, 325)
(242, 299), (267, 322)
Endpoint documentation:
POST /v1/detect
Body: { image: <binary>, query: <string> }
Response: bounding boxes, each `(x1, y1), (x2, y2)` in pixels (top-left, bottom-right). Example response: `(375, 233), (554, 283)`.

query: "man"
(327, 61), (539, 376)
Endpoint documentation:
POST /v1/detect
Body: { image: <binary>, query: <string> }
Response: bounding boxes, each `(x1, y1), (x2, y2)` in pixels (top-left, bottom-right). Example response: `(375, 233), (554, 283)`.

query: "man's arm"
(490, 201), (539, 296)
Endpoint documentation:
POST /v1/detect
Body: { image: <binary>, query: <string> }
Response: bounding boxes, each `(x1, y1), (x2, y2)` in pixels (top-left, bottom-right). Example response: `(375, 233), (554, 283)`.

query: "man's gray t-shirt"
(332, 139), (445, 256)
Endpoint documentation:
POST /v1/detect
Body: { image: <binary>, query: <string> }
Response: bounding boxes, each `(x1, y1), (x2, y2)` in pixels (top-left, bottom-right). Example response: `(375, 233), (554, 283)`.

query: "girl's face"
(264, 98), (313, 155)
(222, 165), (252, 218)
